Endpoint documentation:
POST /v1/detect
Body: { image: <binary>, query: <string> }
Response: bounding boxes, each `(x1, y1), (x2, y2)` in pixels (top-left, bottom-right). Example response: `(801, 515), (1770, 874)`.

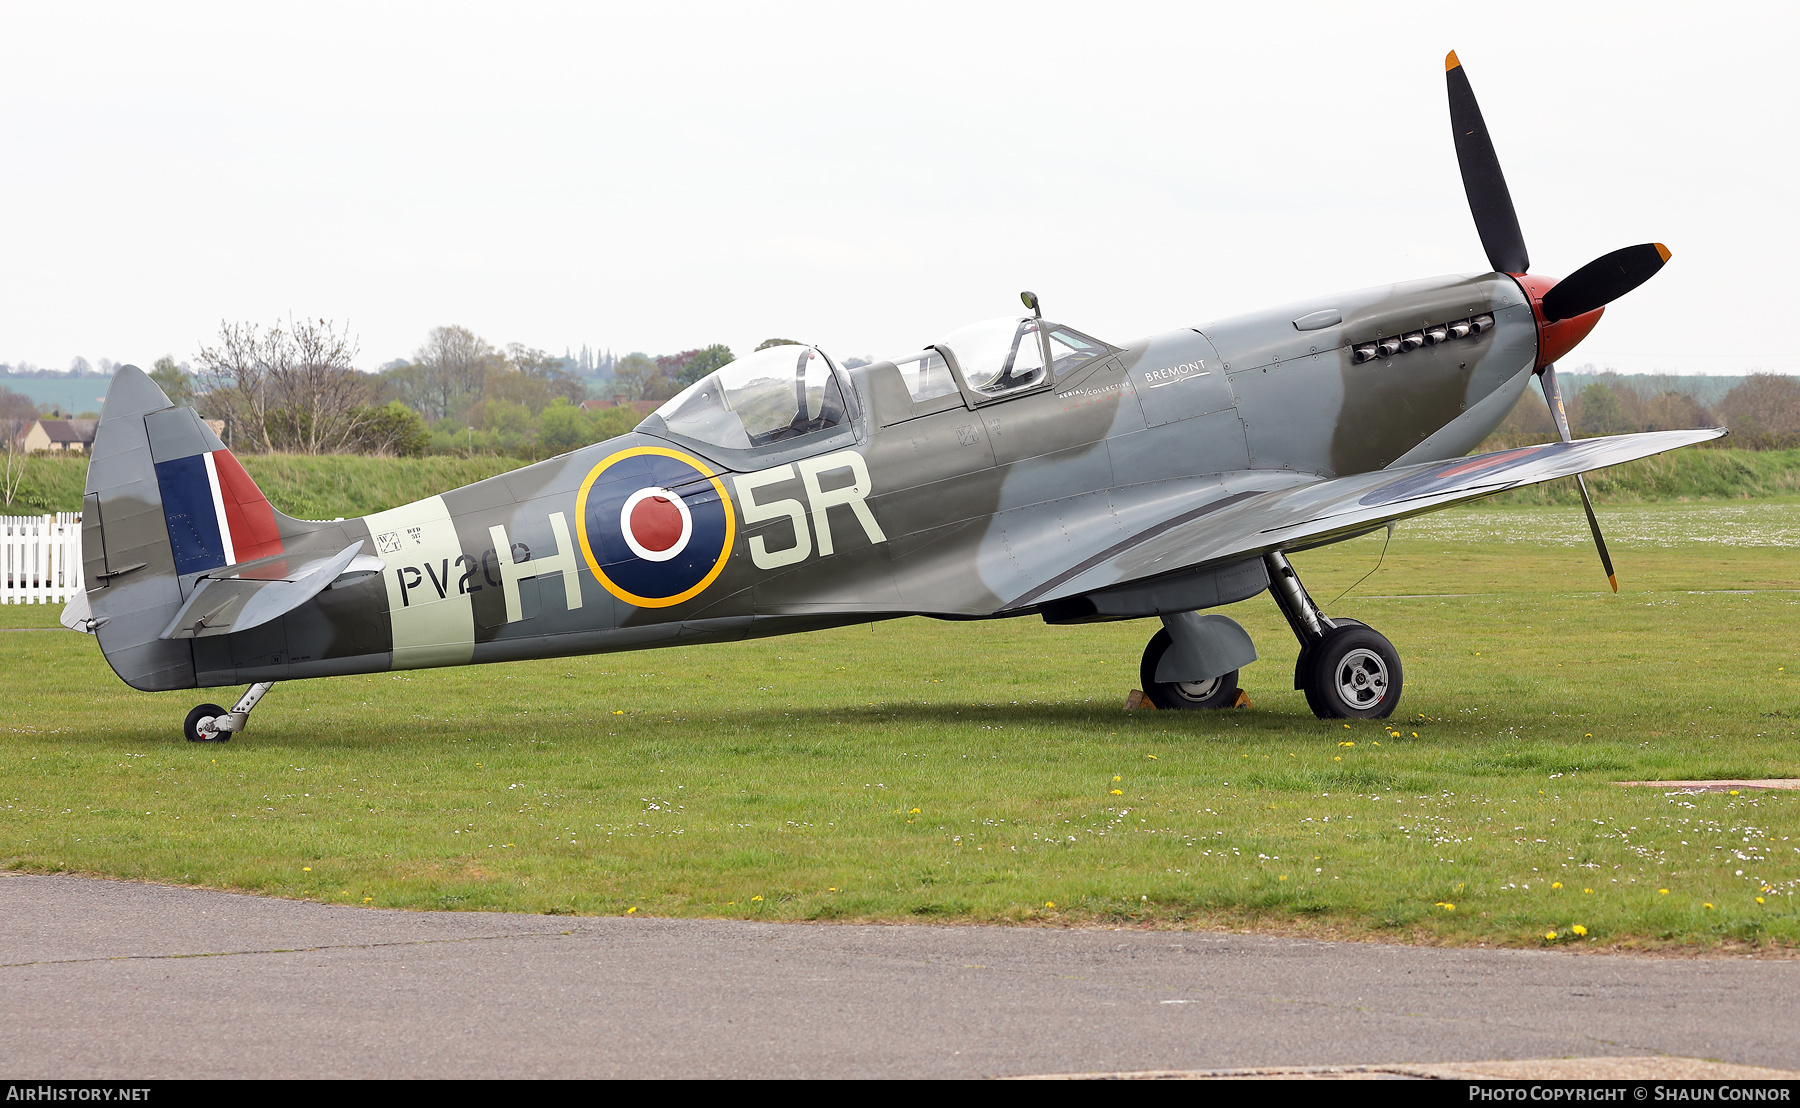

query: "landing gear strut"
(184, 682), (276, 742)
(1264, 551), (1402, 719)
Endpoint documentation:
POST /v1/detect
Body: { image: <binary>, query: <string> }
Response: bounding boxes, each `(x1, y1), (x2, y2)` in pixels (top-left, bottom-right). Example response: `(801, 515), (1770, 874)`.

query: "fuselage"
(88, 271), (1541, 692)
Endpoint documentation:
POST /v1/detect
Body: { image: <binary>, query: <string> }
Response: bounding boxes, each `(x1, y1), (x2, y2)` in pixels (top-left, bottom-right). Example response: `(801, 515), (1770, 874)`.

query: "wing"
(1010, 428), (1724, 610)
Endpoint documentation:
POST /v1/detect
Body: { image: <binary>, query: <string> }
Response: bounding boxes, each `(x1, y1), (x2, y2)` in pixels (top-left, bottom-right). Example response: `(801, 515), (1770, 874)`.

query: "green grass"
(9, 447), (1800, 516)
(4, 454), (526, 517)
(1484, 446), (1800, 505)
(2, 499), (1798, 949)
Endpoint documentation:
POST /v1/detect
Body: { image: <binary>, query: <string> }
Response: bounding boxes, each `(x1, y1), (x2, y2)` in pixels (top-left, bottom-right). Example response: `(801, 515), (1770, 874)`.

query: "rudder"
(82, 366), (297, 691)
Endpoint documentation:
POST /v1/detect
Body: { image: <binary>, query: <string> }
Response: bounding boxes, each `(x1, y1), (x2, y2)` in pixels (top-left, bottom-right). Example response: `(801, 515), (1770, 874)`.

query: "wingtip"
(1446, 50), (1461, 71)
(1655, 242), (1672, 263)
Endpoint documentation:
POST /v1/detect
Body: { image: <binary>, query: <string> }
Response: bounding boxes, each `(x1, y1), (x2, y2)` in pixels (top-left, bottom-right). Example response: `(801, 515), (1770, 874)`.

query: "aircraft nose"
(1511, 272), (1606, 369)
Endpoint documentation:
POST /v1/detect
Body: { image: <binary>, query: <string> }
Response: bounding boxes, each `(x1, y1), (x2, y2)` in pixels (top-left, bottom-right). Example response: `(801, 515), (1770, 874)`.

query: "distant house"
(19, 419), (98, 454)
(10, 417), (222, 455)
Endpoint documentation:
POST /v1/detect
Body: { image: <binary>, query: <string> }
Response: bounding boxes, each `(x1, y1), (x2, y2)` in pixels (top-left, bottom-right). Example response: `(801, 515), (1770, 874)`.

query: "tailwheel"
(184, 704), (229, 743)
(1139, 629), (1240, 710)
(1302, 624), (1402, 720)
(180, 682), (275, 743)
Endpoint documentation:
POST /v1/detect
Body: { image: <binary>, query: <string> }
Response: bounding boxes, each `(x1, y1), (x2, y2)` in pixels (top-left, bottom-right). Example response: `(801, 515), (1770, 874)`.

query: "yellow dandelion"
(1110, 789), (1123, 795)
(1278, 875), (1287, 881)
(1544, 930), (1558, 940)
(1113, 775), (1121, 781)
(1147, 754), (1158, 760)
(909, 808), (920, 815)
(828, 887), (837, 892)
(1757, 897), (1766, 905)
(1412, 732), (1419, 738)
(1373, 741), (1381, 746)
(1045, 900), (1056, 908)
(1552, 882), (1562, 889)
(303, 866), (311, 872)
(1704, 903), (1714, 909)
(1730, 790), (1740, 796)
(1440, 903), (1455, 911)
(1344, 723), (1351, 728)
(1572, 924), (1587, 936)
(1659, 888), (1669, 895)
(626, 906), (637, 915)
(1334, 756), (1342, 761)
(612, 710), (624, 715)
(1584, 889), (1593, 894)
(362, 897), (373, 903)
(751, 895), (763, 902)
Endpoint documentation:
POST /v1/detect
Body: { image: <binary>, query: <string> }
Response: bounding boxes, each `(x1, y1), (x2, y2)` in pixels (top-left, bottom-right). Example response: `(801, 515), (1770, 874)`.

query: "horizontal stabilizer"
(60, 588), (98, 634)
(159, 541), (372, 640)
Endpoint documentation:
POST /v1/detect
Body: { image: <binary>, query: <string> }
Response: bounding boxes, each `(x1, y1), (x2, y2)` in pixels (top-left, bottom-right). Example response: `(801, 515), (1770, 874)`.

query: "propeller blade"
(1539, 363), (1619, 592)
(1446, 50), (1529, 274)
(1540, 362), (1573, 442)
(1540, 243), (1672, 322)
(1574, 472), (1620, 593)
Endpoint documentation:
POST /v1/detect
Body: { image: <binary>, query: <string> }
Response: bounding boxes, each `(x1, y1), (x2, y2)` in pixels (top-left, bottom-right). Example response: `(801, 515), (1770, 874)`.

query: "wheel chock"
(1124, 689), (1156, 711)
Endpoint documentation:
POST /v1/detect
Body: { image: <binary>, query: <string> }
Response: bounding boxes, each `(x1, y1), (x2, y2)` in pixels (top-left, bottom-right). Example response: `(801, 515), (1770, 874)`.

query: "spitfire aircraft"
(67, 53), (1721, 741)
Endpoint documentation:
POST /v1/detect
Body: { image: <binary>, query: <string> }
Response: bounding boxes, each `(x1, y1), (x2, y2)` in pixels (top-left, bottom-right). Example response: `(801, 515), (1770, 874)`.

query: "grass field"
(3, 499), (1798, 950)
(9, 446), (1800, 516)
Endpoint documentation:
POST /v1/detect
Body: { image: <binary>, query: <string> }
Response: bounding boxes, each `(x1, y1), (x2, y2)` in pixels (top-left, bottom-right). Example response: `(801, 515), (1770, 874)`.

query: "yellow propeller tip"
(1655, 243), (1671, 262)
(1608, 574), (1619, 593)
(1446, 50), (1461, 71)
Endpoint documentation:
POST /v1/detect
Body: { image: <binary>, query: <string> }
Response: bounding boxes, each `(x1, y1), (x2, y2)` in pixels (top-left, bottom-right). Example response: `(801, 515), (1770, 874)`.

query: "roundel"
(575, 446), (736, 608)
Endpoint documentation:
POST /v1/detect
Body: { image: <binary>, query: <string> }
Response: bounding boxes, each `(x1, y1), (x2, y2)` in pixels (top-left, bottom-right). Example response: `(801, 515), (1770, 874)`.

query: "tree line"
(171, 320), (757, 459)
(10, 324), (1800, 461)
(1486, 371), (1800, 448)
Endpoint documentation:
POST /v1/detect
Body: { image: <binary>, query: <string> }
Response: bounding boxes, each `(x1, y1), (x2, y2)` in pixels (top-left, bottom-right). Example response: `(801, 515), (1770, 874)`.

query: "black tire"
(1139, 629), (1240, 710)
(1293, 617), (1367, 690)
(184, 703), (230, 743)
(1302, 625), (1402, 719)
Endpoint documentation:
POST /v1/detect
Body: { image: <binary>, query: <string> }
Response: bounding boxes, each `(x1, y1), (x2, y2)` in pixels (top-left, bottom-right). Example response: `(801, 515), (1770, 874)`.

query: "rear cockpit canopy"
(648, 344), (849, 451)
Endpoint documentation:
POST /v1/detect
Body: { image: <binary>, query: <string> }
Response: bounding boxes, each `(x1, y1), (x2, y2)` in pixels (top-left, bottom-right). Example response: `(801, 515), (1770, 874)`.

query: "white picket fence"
(2, 513), (84, 604)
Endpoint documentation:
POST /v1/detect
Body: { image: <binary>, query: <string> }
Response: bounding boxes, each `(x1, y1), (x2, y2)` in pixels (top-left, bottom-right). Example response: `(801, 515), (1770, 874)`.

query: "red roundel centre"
(628, 495), (684, 552)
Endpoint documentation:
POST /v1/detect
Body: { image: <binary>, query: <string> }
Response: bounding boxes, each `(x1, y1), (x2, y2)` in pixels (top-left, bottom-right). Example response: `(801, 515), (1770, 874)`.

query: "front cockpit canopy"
(649, 344), (849, 451)
(932, 316), (1112, 397)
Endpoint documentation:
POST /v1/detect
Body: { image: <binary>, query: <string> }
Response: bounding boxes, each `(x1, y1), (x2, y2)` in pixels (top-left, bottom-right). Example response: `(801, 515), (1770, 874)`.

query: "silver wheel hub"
(1174, 675), (1223, 701)
(1334, 648), (1389, 708)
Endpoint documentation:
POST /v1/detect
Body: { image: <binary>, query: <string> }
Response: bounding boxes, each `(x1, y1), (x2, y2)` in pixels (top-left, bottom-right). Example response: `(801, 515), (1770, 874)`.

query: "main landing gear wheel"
(1139, 629), (1240, 710)
(1302, 624), (1403, 720)
(184, 704), (229, 743)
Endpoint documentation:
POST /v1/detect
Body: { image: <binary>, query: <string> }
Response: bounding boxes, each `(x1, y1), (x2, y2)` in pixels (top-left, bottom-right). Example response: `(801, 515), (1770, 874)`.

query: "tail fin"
(83, 366), (301, 690)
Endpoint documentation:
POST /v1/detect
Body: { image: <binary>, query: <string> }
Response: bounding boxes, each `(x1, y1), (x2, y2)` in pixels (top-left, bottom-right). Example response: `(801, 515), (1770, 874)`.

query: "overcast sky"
(2, 1), (1792, 376)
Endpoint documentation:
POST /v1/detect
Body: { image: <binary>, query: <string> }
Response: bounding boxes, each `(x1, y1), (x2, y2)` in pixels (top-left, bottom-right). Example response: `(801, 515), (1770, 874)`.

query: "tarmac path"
(2, 872), (1796, 1079)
